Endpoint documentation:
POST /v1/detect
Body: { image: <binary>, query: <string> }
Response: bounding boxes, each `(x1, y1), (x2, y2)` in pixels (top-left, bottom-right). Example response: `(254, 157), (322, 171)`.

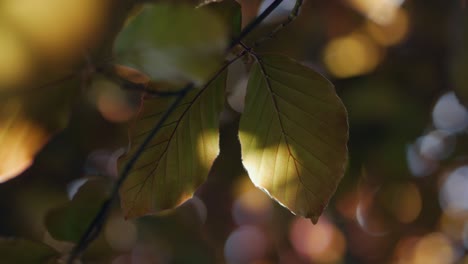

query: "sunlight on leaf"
(0, 77), (80, 183)
(239, 55), (348, 223)
(0, 238), (59, 263)
(114, 3), (228, 86)
(118, 70), (226, 218)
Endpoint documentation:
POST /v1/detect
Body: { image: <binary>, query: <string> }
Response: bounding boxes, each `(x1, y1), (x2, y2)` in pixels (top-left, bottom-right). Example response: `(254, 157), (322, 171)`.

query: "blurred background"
(2, 0), (468, 263)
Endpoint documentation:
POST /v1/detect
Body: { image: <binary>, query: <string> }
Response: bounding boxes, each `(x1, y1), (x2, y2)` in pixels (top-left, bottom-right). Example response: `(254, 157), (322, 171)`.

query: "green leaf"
(45, 178), (111, 242)
(118, 70), (226, 218)
(239, 55), (348, 223)
(0, 77), (80, 183)
(199, 0), (242, 38)
(0, 238), (59, 264)
(114, 3), (228, 86)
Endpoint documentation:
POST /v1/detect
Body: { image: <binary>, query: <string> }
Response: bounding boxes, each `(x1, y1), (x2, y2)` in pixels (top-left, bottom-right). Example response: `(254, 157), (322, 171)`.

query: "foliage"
(0, 0), (353, 262)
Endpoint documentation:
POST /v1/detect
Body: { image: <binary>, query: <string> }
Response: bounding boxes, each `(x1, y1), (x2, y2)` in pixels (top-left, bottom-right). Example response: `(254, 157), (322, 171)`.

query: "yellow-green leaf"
(118, 70), (227, 218)
(199, 0), (242, 38)
(114, 3), (228, 86)
(239, 55), (348, 223)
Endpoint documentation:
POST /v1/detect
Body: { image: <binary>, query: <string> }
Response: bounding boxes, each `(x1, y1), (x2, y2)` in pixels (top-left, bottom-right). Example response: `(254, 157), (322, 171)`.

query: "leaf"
(0, 77), (80, 183)
(114, 3), (228, 86)
(118, 70), (227, 218)
(0, 238), (59, 263)
(239, 55), (348, 223)
(111, 64), (184, 94)
(199, 0), (242, 38)
(45, 178), (111, 242)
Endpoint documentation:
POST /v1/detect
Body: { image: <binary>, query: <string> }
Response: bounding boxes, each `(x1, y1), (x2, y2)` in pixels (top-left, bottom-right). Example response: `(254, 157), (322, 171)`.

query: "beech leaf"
(239, 55), (348, 223)
(114, 3), (228, 86)
(118, 70), (226, 218)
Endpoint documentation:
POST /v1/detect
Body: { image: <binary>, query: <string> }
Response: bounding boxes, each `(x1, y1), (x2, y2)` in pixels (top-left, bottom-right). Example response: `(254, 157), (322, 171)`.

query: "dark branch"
(67, 1), (285, 261)
(67, 84), (192, 263)
(253, 0), (304, 47)
(228, 0), (284, 50)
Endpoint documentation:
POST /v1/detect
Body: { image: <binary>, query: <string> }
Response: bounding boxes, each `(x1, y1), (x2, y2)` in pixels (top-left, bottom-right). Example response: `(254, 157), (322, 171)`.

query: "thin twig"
(67, 85), (192, 263)
(228, 0), (284, 50)
(67, 1), (284, 260)
(67, 52), (245, 263)
(108, 73), (186, 97)
(253, 0), (304, 48)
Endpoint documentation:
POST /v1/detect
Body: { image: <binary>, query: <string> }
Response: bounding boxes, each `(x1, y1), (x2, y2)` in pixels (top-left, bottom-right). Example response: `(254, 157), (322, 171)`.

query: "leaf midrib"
(252, 55), (319, 209)
(124, 83), (215, 211)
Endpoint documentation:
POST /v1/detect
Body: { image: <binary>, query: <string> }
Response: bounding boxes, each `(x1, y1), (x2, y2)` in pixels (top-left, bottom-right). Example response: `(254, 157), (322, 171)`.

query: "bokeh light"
(347, 0), (405, 25)
(432, 92), (468, 133)
(392, 236), (420, 264)
(224, 225), (269, 264)
(439, 166), (468, 218)
(406, 142), (439, 177)
(0, 112), (49, 183)
(0, 24), (34, 89)
(232, 189), (273, 225)
(418, 130), (455, 161)
(323, 32), (381, 78)
(66, 178), (89, 200)
(385, 183), (422, 224)
(89, 77), (139, 123)
(365, 8), (410, 46)
(105, 214), (137, 252)
(439, 213), (466, 241)
(335, 189), (359, 220)
(355, 186), (392, 236)
(410, 233), (458, 264)
(1, 0), (109, 65)
(289, 217), (346, 263)
(131, 242), (173, 264)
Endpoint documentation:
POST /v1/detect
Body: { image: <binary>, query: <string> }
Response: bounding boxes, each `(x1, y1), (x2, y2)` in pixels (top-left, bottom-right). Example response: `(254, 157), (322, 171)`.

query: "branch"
(67, 84), (192, 263)
(253, 0), (304, 47)
(67, 55), (246, 264)
(67, 1), (285, 260)
(108, 72), (186, 97)
(228, 0), (284, 50)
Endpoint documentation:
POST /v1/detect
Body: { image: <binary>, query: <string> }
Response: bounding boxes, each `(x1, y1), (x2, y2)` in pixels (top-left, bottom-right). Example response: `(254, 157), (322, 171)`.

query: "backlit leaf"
(118, 70), (226, 218)
(114, 3), (228, 86)
(0, 238), (59, 263)
(239, 55), (348, 223)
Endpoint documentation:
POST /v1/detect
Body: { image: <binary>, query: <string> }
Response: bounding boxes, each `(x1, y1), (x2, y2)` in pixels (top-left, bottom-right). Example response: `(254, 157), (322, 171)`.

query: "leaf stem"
(67, 84), (192, 263)
(68, 1), (284, 261)
(228, 0), (284, 50)
(253, 0), (304, 48)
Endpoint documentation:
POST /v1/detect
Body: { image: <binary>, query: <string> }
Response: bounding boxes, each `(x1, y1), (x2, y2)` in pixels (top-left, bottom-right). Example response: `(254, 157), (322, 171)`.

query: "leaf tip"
(309, 214), (320, 225)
